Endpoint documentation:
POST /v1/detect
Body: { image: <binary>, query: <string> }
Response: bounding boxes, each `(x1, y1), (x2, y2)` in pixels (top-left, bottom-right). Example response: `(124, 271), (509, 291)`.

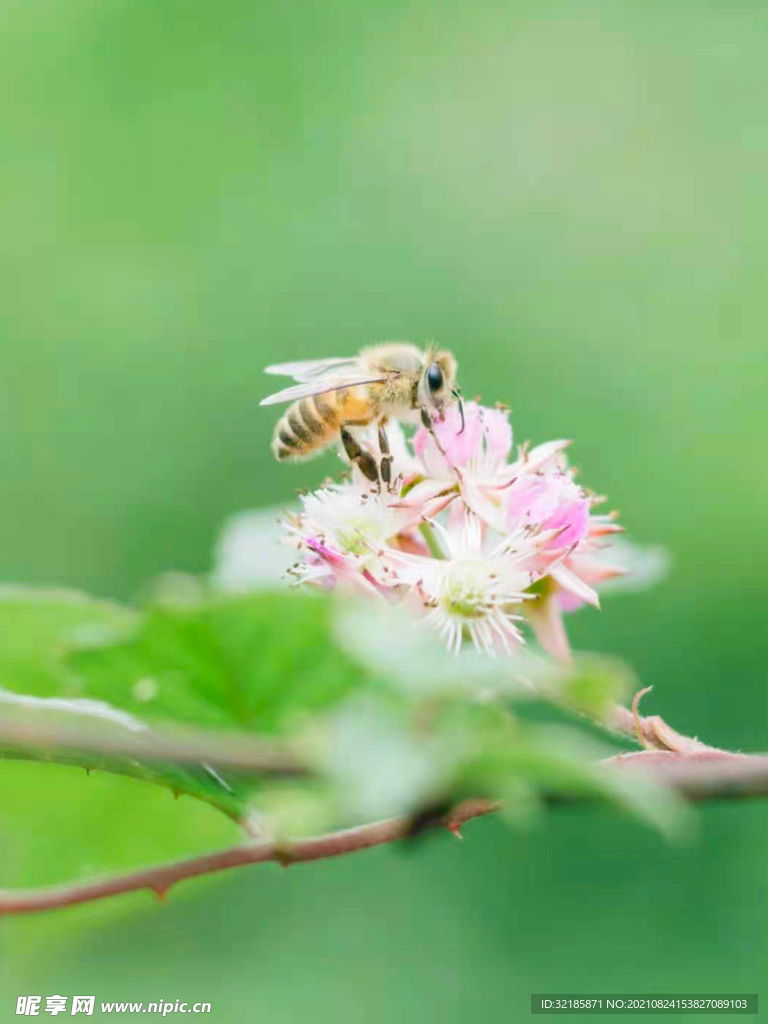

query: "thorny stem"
(0, 682), (716, 773)
(0, 719), (307, 775)
(1, 691), (767, 916)
(607, 687), (715, 755)
(0, 800), (497, 915)
(3, 748), (768, 916)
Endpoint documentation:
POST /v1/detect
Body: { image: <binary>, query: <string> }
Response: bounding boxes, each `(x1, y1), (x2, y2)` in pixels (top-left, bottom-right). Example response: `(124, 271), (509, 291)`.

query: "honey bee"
(260, 342), (463, 486)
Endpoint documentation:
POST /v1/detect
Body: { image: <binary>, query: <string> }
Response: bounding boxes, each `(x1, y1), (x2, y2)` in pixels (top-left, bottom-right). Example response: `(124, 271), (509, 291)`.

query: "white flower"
(288, 476), (453, 591)
(389, 512), (542, 656)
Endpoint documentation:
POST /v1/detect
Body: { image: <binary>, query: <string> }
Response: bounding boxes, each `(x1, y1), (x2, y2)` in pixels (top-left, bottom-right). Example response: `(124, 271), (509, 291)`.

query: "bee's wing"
(264, 357), (359, 382)
(259, 370), (391, 407)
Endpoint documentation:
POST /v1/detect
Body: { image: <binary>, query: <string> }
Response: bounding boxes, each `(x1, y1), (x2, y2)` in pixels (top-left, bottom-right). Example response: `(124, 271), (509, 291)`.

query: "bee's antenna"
(452, 389), (465, 435)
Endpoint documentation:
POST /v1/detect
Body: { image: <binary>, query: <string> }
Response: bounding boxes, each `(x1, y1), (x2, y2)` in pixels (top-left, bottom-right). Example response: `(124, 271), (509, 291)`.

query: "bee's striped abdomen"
(272, 394), (340, 461)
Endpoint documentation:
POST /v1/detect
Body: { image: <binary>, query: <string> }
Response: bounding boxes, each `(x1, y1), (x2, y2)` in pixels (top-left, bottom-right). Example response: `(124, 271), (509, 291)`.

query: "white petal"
(388, 479), (449, 508)
(496, 439), (572, 485)
(455, 471), (507, 532)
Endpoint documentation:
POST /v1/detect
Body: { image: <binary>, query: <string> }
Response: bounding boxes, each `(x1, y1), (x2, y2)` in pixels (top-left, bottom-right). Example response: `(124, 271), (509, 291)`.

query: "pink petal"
(505, 478), (549, 523)
(304, 539), (384, 597)
(480, 406), (513, 459)
(306, 537), (347, 568)
(550, 564), (600, 609)
(557, 590), (586, 613)
(543, 499), (590, 549)
(505, 471), (589, 551)
(525, 596), (572, 663)
(555, 556), (626, 612)
(587, 518), (624, 538)
(567, 554), (627, 586)
(414, 402), (484, 470)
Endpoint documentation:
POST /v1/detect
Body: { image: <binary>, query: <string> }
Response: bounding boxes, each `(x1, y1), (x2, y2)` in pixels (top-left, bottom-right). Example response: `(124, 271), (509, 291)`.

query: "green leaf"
(0, 585), (136, 696)
(0, 760), (242, 944)
(0, 691), (250, 820)
(0, 585), (370, 821)
(460, 721), (689, 838)
(543, 655), (634, 720)
(0, 583), (685, 842)
(67, 585), (369, 733)
(301, 692), (687, 838)
(0, 588), (255, 818)
(314, 696), (460, 821)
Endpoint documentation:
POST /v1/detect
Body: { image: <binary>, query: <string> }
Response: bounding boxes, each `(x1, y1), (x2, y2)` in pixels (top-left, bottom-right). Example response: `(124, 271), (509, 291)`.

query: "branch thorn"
(274, 845), (294, 868)
(150, 884), (170, 903)
(632, 685), (654, 749)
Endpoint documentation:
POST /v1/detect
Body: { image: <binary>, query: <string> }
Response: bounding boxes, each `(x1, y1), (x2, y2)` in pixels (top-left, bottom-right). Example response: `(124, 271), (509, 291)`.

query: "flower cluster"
(281, 403), (630, 661)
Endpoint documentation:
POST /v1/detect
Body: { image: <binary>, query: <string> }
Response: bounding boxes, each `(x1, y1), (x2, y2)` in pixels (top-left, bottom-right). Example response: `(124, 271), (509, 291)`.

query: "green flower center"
(441, 559), (491, 619)
(337, 519), (385, 557)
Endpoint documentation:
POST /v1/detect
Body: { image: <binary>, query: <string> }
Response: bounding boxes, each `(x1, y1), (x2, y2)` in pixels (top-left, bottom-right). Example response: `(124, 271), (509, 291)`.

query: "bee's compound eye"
(426, 362), (444, 392)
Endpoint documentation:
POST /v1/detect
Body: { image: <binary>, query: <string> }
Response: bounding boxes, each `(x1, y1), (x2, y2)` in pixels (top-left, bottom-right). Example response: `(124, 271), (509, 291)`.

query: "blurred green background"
(1, 0), (767, 1020)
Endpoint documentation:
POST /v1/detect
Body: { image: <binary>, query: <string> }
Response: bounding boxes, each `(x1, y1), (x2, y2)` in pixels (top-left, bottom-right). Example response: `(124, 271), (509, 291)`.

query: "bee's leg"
(340, 424), (379, 485)
(420, 408), (448, 458)
(377, 420), (394, 492)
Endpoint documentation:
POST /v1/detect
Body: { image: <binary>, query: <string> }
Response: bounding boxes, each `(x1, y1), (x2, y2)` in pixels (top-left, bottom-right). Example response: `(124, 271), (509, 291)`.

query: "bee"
(260, 342), (463, 486)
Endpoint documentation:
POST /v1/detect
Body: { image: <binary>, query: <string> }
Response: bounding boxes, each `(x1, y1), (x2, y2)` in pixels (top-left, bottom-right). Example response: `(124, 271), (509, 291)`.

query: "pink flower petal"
(557, 590), (586, 613)
(550, 563), (600, 609)
(567, 555), (627, 586)
(543, 499), (590, 549)
(414, 402), (484, 469)
(479, 406), (513, 459)
(413, 402), (514, 474)
(504, 471), (590, 552)
(505, 478), (549, 523)
(525, 596), (572, 663)
(306, 537), (347, 568)
(587, 518), (624, 538)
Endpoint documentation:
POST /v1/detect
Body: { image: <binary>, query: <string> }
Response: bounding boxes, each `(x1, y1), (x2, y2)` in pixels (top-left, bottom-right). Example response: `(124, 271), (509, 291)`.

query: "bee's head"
(419, 349), (463, 431)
